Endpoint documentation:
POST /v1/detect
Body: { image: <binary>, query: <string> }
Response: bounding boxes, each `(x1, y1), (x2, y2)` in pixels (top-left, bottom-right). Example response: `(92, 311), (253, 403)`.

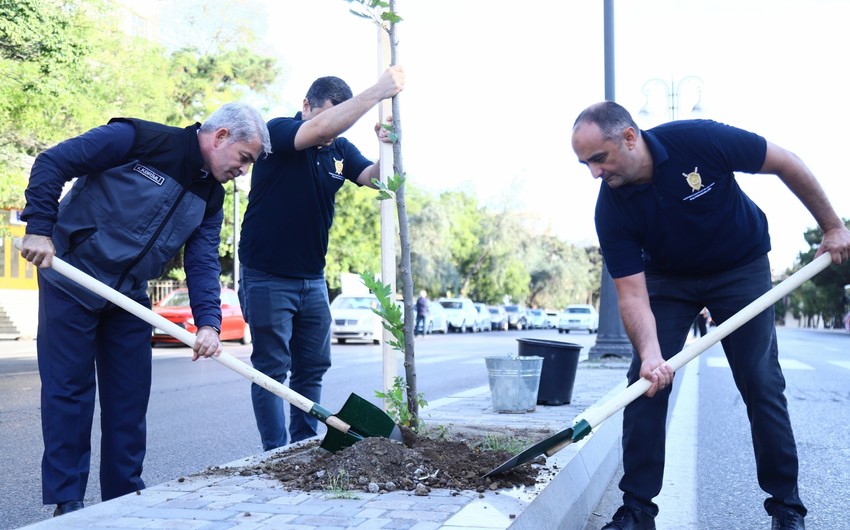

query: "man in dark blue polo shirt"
(571, 101), (850, 530)
(238, 66), (404, 451)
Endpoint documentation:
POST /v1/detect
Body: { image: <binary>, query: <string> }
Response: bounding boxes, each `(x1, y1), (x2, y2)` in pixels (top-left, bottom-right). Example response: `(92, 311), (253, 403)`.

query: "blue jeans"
(37, 276), (151, 504)
(238, 266), (332, 450)
(619, 255), (806, 517)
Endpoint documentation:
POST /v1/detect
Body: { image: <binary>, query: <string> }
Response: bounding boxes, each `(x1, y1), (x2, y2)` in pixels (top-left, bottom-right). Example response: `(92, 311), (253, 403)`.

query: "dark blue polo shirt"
(595, 119), (770, 278)
(239, 113), (372, 278)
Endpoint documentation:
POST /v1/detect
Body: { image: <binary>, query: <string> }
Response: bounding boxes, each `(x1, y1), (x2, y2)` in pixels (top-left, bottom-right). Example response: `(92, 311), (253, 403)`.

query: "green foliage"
(374, 375), (427, 431)
(475, 434), (532, 455)
(345, 0), (403, 26)
(167, 46), (278, 123)
(0, 0), (277, 288)
(778, 220), (850, 328)
(323, 470), (359, 499)
(326, 185), (381, 293)
(359, 272), (404, 351)
(371, 172), (405, 202)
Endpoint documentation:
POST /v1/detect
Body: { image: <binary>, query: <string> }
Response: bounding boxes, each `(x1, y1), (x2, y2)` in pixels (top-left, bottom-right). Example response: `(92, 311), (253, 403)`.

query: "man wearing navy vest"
(571, 101), (850, 530)
(19, 103), (270, 517)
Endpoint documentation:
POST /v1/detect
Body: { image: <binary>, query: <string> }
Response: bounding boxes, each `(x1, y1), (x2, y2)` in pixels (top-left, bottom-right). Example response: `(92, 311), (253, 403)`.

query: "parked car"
(152, 288), (250, 345)
(330, 294), (382, 344)
(544, 310), (560, 329)
(439, 297), (481, 333)
(526, 308), (547, 329)
(558, 304), (599, 334)
(488, 305), (509, 331)
(473, 303), (492, 331)
(503, 304), (528, 330)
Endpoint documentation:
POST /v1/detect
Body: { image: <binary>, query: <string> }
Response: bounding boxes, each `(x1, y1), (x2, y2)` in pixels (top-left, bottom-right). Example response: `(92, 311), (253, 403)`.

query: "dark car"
(152, 288), (251, 345)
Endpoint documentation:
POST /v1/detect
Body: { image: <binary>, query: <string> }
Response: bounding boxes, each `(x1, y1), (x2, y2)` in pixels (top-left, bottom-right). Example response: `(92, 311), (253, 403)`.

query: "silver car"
(330, 295), (382, 344)
(439, 297), (481, 333)
(557, 304), (599, 334)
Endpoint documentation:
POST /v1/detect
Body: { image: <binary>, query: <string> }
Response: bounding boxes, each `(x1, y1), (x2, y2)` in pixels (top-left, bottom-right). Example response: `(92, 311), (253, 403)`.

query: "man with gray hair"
(19, 102), (270, 517)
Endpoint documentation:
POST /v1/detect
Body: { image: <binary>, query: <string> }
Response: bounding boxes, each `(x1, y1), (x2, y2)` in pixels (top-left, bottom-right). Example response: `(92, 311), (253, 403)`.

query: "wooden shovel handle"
(576, 252), (832, 435)
(13, 239), (352, 434)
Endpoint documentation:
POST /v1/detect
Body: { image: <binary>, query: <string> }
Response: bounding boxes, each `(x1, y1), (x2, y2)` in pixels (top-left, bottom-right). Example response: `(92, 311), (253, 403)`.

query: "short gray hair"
(200, 102), (272, 156)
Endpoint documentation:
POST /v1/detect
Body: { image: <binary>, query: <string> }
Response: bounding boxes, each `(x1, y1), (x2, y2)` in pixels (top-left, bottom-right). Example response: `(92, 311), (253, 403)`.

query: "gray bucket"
(484, 355), (544, 413)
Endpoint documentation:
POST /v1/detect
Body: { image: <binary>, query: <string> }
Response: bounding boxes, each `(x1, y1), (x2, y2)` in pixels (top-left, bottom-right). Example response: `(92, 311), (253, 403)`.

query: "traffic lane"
(0, 368), (52, 530)
(583, 328), (849, 529)
(699, 329), (850, 529)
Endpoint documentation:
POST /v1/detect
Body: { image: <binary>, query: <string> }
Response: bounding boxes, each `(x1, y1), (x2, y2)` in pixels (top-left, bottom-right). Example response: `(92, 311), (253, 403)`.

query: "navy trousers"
(619, 255), (806, 517)
(38, 276), (151, 504)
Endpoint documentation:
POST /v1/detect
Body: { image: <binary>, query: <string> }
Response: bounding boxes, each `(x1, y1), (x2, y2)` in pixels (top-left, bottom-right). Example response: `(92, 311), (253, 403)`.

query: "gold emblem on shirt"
(334, 157), (344, 175)
(683, 167), (703, 192)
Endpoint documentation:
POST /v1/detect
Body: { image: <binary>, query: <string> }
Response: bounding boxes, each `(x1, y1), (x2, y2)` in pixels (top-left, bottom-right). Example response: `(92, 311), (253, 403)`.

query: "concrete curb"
(509, 382), (624, 530)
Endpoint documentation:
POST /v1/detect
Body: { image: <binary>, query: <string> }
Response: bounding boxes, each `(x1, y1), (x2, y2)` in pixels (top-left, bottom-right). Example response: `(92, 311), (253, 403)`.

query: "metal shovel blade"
(484, 426), (574, 477)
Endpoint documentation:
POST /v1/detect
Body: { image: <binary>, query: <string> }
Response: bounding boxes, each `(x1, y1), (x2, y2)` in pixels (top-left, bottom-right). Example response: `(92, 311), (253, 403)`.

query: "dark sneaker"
(601, 505), (656, 530)
(771, 507), (805, 530)
(53, 501), (84, 517)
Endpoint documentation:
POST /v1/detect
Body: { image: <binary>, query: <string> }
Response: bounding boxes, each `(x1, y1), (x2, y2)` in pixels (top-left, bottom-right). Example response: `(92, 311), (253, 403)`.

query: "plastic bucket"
(484, 355), (544, 413)
(517, 338), (581, 405)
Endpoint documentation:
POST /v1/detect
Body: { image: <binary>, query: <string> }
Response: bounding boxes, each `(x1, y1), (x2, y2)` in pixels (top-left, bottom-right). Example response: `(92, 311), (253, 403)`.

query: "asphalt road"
(583, 327), (850, 529)
(0, 326), (591, 530)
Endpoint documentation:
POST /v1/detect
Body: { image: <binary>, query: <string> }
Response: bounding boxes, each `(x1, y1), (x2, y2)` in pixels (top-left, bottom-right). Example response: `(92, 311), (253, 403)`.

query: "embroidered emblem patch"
(333, 157), (344, 175)
(683, 167), (703, 192)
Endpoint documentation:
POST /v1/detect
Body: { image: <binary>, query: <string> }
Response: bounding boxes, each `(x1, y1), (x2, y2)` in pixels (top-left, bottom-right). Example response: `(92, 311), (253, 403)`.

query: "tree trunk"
(386, 4), (419, 428)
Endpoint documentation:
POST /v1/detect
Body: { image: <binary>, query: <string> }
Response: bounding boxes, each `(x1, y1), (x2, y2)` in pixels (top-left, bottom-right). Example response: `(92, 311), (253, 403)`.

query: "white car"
(473, 302), (492, 331)
(439, 297), (481, 333)
(526, 309), (547, 329)
(330, 295), (382, 344)
(558, 304), (599, 334)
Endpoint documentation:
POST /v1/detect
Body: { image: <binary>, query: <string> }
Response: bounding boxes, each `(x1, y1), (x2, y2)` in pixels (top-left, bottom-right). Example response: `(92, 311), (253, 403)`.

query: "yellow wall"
(1, 218), (38, 290)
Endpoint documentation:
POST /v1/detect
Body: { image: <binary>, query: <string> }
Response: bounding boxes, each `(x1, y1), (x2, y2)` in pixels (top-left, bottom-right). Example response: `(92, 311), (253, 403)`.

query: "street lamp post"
(639, 76), (704, 121)
(588, 0), (634, 360)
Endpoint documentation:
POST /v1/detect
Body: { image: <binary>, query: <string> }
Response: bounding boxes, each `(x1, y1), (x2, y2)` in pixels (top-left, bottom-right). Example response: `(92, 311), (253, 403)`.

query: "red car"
(151, 288), (251, 345)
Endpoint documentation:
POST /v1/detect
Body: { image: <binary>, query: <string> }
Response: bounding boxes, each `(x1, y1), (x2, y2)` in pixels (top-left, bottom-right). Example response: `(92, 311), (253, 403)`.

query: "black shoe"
(601, 505), (656, 530)
(771, 507), (805, 530)
(53, 501), (84, 517)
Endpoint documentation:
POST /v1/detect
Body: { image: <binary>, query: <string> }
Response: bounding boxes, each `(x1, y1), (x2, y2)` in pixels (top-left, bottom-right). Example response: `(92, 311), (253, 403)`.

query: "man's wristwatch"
(207, 325), (221, 335)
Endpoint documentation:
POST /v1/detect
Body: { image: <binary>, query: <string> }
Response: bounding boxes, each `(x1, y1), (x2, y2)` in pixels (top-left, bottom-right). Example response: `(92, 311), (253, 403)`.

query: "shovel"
(486, 252), (832, 476)
(14, 239), (402, 453)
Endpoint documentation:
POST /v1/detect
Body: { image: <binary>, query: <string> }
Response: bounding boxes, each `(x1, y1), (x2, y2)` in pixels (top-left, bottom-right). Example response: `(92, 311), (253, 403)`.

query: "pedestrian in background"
(571, 100), (850, 530)
(238, 65), (404, 451)
(18, 103), (270, 516)
(697, 307), (712, 336)
(415, 290), (430, 336)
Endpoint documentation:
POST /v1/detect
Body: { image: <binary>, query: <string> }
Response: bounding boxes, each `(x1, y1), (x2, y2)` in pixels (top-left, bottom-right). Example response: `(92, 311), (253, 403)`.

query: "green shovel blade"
(320, 393), (403, 453)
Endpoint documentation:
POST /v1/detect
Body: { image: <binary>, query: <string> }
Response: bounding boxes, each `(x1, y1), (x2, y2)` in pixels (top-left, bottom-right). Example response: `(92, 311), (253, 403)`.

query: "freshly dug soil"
(226, 426), (559, 496)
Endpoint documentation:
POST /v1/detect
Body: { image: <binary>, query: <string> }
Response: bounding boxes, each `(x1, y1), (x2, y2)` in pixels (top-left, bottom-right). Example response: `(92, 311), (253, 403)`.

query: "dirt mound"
(230, 426), (558, 496)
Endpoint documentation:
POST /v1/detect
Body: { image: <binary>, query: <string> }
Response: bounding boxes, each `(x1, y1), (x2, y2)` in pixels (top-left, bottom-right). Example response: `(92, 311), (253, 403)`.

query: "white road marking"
(655, 359), (700, 527)
(705, 357), (814, 370)
(829, 361), (850, 371)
